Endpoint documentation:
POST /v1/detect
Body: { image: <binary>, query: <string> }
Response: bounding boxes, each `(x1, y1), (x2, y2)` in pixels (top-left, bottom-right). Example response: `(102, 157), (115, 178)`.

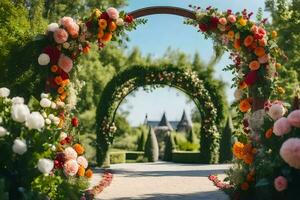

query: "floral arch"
(95, 65), (223, 165)
(1, 3), (298, 200)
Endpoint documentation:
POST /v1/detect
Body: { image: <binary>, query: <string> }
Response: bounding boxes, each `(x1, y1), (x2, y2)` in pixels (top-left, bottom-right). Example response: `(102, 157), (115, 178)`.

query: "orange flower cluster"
(232, 142), (256, 165)
(73, 143), (85, 155)
(239, 98), (252, 112)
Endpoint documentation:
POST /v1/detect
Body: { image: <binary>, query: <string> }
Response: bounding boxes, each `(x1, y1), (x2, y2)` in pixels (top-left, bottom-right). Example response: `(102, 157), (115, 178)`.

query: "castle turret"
(157, 112), (173, 131)
(176, 110), (192, 133)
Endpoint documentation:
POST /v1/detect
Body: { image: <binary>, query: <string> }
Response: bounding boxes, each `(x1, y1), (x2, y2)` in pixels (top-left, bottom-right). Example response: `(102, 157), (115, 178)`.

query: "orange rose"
(98, 19), (107, 29)
(98, 29), (104, 39)
(57, 87), (64, 94)
(239, 99), (251, 112)
(77, 166), (85, 177)
(101, 32), (112, 42)
(241, 182), (249, 191)
(243, 154), (254, 164)
(249, 60), (260, 71)
(83, 46), (90, 54)
(254, 47), (266, 57)
(265, 128), (273, 139)
(73, 143), (85, 155)
(244, 35), (254, 47)
(227, 31), (235, 40)
(51, 65), (58, 73)
(85, 169), (93, 178)
(109, 21), (117, 32)
(61, 79), (70, 87)
(239, 81), (248, 90)
(258, 39), (267, 46)
(233, 141), (245, 159)
(234, 39), (241, 50)
(60, 92), (67, 101)
(54, 76), (63, 85)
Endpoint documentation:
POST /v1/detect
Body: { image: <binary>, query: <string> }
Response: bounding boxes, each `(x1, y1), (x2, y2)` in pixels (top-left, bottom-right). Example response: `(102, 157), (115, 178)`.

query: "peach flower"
(268, 103), (285, 120)
(280, 138), (300, 169)
(64, 159), (79, 176)
(60, 17), (73, 27)
(287, 110), (300, 128)
(58, 54), (73, 73)
(64, 147), (77, 160)
(254, 47), (266, 57)
(273, 117), (291, 136)
(249, 60), (260, 71)
(258, 54), (269, 64)
(244, 35), (254, 47)
(219, 17), (227, 25)
(77, 156), (88, 169)
(251, 25), (258, 33)
(227, 15), (236, 23)
(53, 28), (68, 44)
(106, 7), (119, 20)
(60, 17), (79, 38)
(274, 176), (288, 192)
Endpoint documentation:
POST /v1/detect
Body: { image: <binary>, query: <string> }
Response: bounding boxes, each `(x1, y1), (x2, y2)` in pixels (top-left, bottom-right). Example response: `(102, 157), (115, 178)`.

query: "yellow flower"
(239, 18), (247, 26)
(272, 30), (278, 38)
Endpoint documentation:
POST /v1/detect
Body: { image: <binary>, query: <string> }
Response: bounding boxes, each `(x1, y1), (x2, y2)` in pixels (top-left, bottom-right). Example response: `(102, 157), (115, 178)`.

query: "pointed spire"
(144, 113), (148, 125)
(158, 112), (173, 131)
(176, 110), (192, 132)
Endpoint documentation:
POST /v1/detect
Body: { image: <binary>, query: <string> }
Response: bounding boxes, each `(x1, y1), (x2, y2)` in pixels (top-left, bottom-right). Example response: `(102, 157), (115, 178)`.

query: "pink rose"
(219, 17), (227, 25)
(274, 176), (288, 192)
(67, 23), (79, 38)
(280, 138), (300, 169)
(60, 17), (79, 38)
(53, 28), (68, 44)
(227, 15), (236, 23)
(106, 7), (119, 20)
(60, 17), (74, 27)
(77, 156), (88, 169)
(258, 54), (269, 64)
(273, 117), (291, 136)
(64, 159), (79, 176)
(287, 110), (300, 128)
(63, 147), (77, 160)
(258, 27), (266, 36)
(58, 54), (73, 73)
(268, 104), (285, 120)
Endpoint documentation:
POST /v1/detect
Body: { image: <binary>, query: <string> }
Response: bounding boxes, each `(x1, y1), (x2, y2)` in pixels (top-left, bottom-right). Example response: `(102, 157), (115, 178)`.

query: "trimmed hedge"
(126, 151), (144, 160)
(172, 151), (202, 163)
(109, 152), (126, 164)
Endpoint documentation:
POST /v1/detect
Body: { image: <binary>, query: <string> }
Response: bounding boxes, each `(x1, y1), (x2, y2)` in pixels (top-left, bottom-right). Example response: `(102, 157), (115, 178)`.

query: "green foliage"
(172, 151), (202, 163)
(163, 132), (175, 161)
(0, 179), (9, 200)
(125, 151), (144, 161)
(186, 129), (196, 144)
(109, 152), (126, 164)
(136, 126), (148, 151)
(219, 114), (234, 163)
(144, 128), (159, 162)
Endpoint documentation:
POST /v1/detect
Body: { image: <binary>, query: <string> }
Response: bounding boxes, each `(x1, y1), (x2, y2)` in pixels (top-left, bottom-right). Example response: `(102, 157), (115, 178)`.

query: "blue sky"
(118, 0), (269, 126)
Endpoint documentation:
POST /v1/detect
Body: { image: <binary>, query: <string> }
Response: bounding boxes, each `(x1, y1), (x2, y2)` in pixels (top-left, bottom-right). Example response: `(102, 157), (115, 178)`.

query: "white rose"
(38, 158), (54, 175)
(25, 112), (45, 130)
(52, 117), (60, 126)
(234, 89), (243, 101)
(41, 93), (49, 98)
(0, 126), (7, 137)
(12, 97), (24, 104)
(45, 118), (51, 125)
(38, 53), (50, 66)
(268, 104), (286, 121)
(48, 114), (55, 120)
(116, 18), (124, 26)
(11, 104), (30, 123)
(12, 139), (27, 155)
(59, 132), (67, 140)
(0, 87), (10, 97)
(51, 102), (57, 109)
(47, 23), (59, 32)
(40, 98), (52, 108)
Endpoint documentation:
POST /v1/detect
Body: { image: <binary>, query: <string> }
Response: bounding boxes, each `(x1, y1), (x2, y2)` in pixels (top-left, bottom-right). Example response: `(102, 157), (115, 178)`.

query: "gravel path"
(91, 162), (230, 200)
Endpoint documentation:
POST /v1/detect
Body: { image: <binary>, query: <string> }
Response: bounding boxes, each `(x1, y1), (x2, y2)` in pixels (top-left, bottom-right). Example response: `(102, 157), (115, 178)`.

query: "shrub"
(219, 115), (233, 163)
(126, 151), (144, 160)
(137, 126), (147, 151)
(187, 129), (196, 143)
(172, 151), (202, 163)
(109, 152), (126, 164)
(144, 127), (159, 162)
(163, 132), (175, 161)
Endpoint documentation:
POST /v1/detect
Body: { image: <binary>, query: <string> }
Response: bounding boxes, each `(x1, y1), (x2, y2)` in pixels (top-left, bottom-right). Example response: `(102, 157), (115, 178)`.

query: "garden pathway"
(91, 162), (230, 200)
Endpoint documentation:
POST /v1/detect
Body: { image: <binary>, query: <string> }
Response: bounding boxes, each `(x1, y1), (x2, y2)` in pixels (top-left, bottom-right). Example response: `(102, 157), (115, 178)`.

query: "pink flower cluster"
(84, 170), (113, 198)
(280, 138), (300, 169)
(273, 110), (300, 136)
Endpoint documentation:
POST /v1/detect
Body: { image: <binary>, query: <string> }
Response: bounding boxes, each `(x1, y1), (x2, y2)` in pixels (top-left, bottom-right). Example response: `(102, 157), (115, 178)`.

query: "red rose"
(209, 16), (219, 30)
(59, 70), (69, 80)
(100, 12), (110, 20)
(65, 136), (72, 143)
(43, 46), (61, 65)
(71, 117), (79, 127)
(244, 71), (258, 86)
(125, 15), (134, 23)
(199, 23), (208, 32)
(85, 20), (93, 30)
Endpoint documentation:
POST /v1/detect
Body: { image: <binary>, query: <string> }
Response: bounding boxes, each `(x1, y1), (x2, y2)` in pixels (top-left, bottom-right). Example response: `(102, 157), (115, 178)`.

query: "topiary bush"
(109, 152), (126, 164)
(163, 132), (175, 161)
(144, 127), (159, 162)
(137, 127), (147, 151)
(219, 114), (234, 163)
(187, 129), (196, 144)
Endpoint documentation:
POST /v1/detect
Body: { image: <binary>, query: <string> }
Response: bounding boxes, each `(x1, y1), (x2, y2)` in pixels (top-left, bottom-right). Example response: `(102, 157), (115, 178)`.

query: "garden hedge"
(172, 151), (202, 163)
(109, 152), (126, 164)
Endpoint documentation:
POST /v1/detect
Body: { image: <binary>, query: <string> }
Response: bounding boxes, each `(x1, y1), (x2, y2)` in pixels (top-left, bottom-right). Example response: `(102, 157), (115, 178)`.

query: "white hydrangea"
(47, 23), (59, 32)
(25, 112), (45, 130)
(38, 53), (50, 66)
(11, 104), (30, 123)
(268, 104), (286, 121)
(40, 98), (52, 108)
(0, 126), (7, 137)
(38, 158), (54, 175)
(12, 139), (27, 155)
(0, 87), (10, 97)
(12, 97), (24, 104)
